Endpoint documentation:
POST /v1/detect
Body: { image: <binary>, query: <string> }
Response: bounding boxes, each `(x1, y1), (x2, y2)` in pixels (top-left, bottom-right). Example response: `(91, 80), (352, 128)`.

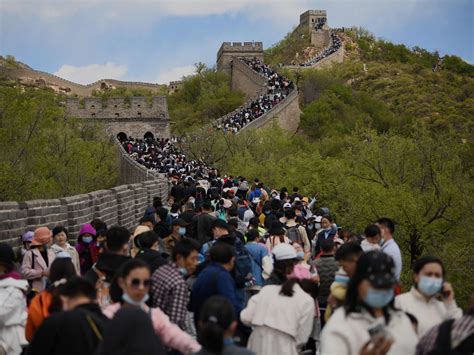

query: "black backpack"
(286, 224), (304, 246)
(233, 241), (255, 288)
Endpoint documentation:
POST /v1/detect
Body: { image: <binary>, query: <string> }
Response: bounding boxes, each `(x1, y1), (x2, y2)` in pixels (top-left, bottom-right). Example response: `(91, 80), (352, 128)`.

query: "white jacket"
(241, 284), (315, 355)
(321, 307), (418, 355)
(395, 286), (463, 337)
(0, 278), (28, 355)
(50, 243), (81, 275)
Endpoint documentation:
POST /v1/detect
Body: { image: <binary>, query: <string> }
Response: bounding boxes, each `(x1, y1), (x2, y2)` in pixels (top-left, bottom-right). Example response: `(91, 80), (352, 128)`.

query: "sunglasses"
(130, 278), (151, 288)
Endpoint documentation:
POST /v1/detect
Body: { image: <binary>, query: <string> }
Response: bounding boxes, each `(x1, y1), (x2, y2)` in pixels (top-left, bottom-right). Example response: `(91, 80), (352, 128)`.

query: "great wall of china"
(0, 10), (343, 245)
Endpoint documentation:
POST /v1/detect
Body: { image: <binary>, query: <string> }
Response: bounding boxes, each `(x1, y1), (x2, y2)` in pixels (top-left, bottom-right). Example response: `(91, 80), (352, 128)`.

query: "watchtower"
(217, 42), (264, 76)
(299, 10), (330, 48)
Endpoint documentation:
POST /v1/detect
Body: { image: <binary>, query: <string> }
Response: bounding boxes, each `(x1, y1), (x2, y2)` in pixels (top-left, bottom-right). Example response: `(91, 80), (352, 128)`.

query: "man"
(170, 179), (186, 205)
(154, 207), (170, 239)
(190, 243), (241, 325)
(285, 209), (311, 252)
(27, 277), (109, 355)
(151, 239), (200, 330)
(200, 219), (230, 257)
(244, 229), (270, 298)
(313, 239), (339, 327)
(134, 231), (168, 274)
(377, 217), (402, 283)
(163, 218), (188, 255)
(193, 200), (216, 245)
(84, 226), (130, 308)
(138, 215), (155, 230)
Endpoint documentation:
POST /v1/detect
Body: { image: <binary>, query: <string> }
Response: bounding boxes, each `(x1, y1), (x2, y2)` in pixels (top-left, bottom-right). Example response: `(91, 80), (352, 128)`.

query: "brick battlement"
(66, 96), (168, 120)
(217, 42), (264, 75)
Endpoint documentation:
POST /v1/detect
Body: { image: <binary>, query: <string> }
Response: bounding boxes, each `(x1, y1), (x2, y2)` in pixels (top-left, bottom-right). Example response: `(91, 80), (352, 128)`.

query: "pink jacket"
(21, 248), (56, 292)
(104, 303), (201, 354)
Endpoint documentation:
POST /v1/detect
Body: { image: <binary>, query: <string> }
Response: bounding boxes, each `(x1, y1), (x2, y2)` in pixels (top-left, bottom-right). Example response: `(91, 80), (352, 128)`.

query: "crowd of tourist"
(300, 32), (342, 67)
(0, 171), (471, 355)
(215, 58), (294, 133)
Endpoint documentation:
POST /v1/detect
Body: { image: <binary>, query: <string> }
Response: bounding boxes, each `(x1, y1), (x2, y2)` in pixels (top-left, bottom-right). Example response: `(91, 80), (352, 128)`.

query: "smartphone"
(367, 320), (387, 341)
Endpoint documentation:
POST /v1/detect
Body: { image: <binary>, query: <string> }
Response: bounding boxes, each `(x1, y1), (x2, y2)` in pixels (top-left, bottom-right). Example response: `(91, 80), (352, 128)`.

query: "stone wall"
(0, 66), (165, 97)
(231, 58), (268, 99)
(217, 42), (264, 76)
(285, 42), (344, 70)
(238, 89), (301, 133)
(0, 179), (168, 248)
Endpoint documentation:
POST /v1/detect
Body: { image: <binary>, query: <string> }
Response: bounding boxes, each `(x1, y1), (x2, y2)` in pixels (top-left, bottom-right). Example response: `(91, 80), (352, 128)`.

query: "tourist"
(104, 259), (201, 353)
(395, 256), (463, 337)
(83, 226), (131, 308)
(376, 217), (402, 284)
(285, 209), (311, 252)
(320, 251), (418, 354)
(75, 223), (98, 274)
(265, 221), (290, 251)
(241, 243), (315, 355)
(50, 226), (80, 274)
(244, 229), (271, 298)
(163, 218), (188, 255)
(0, 243), (28, 355)
(151, 239), (200, 331)
(130, 224), (151, 257)
(96, 307), (165, 355)
(25, 257), (76, 341)
(26, 276), (109, 355)
(22, 227), (56, 292)
(134, 231), (167, 274)
(313, 215), (336, 256)
(193, 200), (217, 245)
(313, 239), (338, 328)
(190, 243), (242, 325)
(196, 296), (254, 355)
(19, 231), (34, 263)
(360, 224), (382, 252)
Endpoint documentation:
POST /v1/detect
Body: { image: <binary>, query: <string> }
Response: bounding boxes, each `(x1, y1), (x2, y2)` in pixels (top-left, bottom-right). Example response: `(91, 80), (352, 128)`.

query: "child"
(360, 224), (382, 252)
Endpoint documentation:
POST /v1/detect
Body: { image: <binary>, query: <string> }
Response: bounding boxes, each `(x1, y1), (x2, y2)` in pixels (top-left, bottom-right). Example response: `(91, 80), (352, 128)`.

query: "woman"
(196, 296), (254, 355)
(265, 222), (290, 252)
(22, 227), (56, 292)
(321, 251), (418, 355)
(25, 257), (76, 341)
(97, 307), (165, 355)
(314, 215), (337, 256)
(289, 243), (319, 282)
(103, 259), (201, 354)
(50, 226), (81, 274)
(75, 223), (98, 274)
(0, 243), (28, 354)
(241, 243), (315, 355)
(395, 256), (462, 337)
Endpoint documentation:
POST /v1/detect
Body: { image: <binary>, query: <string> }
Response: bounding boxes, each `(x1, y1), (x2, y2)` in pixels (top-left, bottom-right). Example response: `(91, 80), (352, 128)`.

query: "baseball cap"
(283, 202), (292, 209)
(272, 243), (297, 261)
(364, 251), (397, 288)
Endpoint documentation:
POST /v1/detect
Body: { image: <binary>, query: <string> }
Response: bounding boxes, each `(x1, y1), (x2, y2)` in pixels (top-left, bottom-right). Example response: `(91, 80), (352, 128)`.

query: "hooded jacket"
(0, 277), (28, 355)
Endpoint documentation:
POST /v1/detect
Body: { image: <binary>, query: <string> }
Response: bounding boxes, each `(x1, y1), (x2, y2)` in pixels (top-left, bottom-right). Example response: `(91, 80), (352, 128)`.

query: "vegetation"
(182, 29), (474, 307)
(1, 55), (22, 69)
(264, 28), (311, 67)
(0, 83), (117, 201)
(91, 86), (167, 106)
(167, 64), (245, 134)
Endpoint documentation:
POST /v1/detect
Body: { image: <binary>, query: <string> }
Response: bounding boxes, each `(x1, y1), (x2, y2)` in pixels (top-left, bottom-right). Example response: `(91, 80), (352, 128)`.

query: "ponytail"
(198, 296), (236, 354)
(280, 278), (298, 297)
(198, 319), (225, 354)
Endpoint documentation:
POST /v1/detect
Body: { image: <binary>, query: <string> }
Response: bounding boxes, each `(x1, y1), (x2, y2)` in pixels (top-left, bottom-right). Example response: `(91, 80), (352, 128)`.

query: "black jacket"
(314, 229), (337, 255)
(27, 303), (108, 355)
(154, 221), (170, 240)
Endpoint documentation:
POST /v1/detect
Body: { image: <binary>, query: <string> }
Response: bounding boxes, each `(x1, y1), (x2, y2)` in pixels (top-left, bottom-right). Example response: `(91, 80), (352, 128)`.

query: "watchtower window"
(91, 113), (96, 117)
(137, 112), (142, 116)
(115, 113), (119, 117)
(91, 105), (95, 108)
(137, 104), (141, 107)
(312, 19), (314, 22)
(114, 104), (117, 108)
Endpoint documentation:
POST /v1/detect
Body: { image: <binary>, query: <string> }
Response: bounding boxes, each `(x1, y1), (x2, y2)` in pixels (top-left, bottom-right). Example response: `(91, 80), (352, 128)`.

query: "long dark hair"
(47, 258), (77, 313)
(198, 296), (236, 354)
(110, 259), (150, 303)
(272, 258), (298, 297)
(344, 252), (395, 323)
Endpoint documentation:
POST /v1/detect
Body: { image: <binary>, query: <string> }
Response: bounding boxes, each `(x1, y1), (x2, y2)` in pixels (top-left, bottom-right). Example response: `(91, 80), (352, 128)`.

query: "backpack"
(94, 268), (111, 309)
(286, 224), (304, 246)
(233, 241), (255, 288)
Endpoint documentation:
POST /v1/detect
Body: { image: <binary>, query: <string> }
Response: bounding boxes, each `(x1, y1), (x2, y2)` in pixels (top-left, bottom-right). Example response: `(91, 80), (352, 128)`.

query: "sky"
(0, 0), (472, 85)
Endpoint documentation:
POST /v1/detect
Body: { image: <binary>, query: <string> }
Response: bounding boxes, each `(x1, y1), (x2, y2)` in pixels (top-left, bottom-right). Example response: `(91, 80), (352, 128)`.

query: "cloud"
(54, 62), (128, 84)
(156, 65), (195, 84)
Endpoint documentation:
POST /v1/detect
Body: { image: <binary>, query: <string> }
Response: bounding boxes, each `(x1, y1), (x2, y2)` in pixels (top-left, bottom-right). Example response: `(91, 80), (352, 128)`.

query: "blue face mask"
(122, 292), (149, 308)
(178, 227), (186, 236)
(82, 236), (93, 244)
(335, 274), (350, 284)
(178, 267), (188, 277)
(296, 251), (305, 260)
(307, 224), (314, 230)
(364, 287), (394, 309)
(418, 276), (443, 296)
